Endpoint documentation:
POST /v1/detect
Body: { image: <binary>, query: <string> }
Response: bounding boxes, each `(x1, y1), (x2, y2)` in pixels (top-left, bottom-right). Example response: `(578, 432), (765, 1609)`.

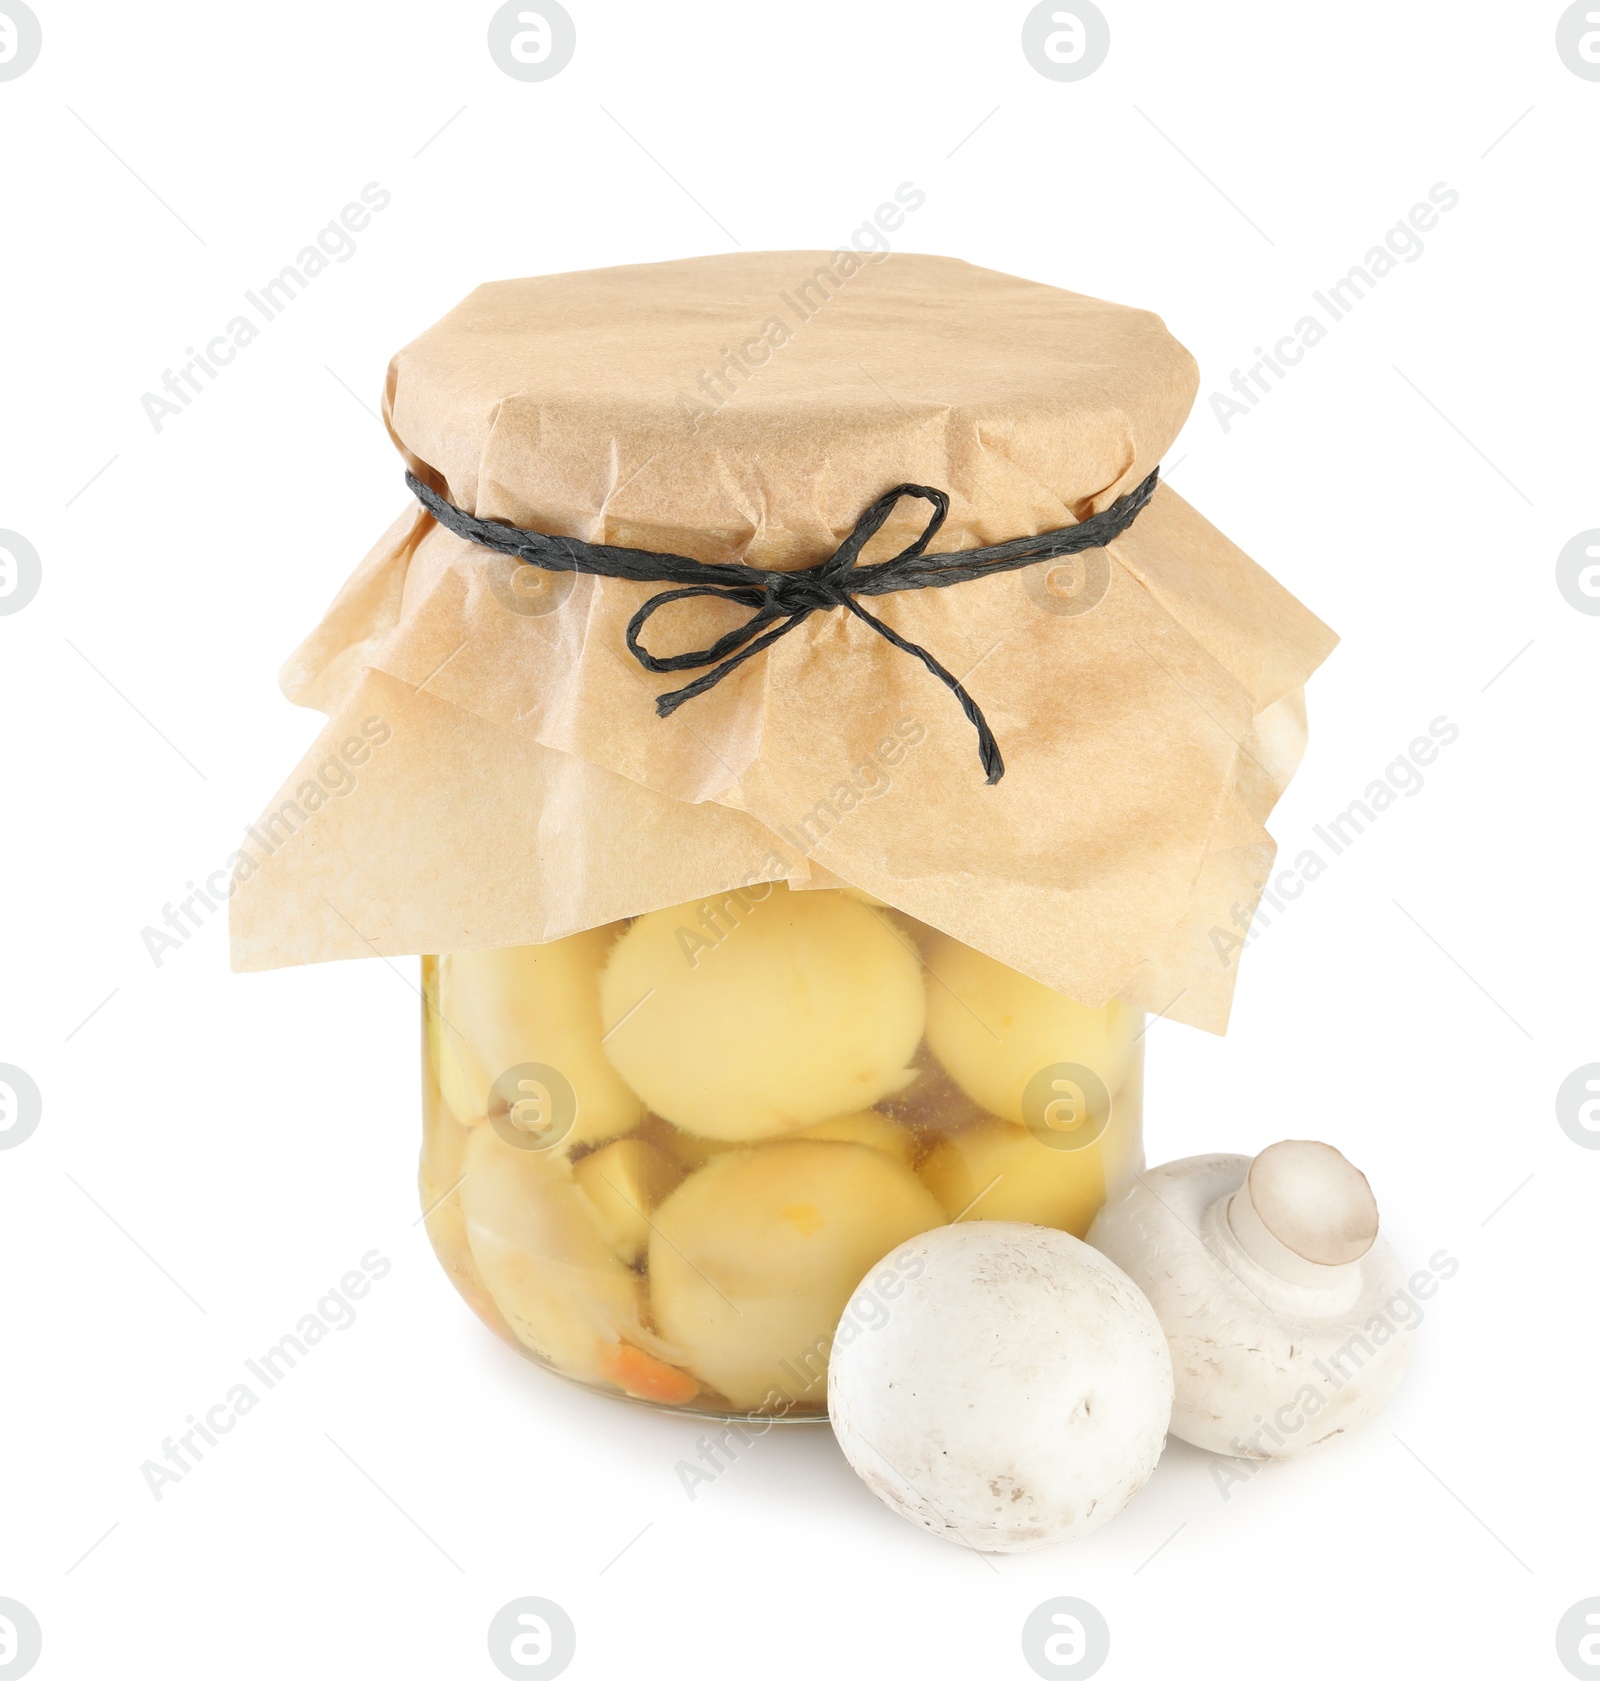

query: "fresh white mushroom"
(828, 1221), (1173, 1553)
(599, 884), (925, 1141)
(1087, 1143), (1416, 1459)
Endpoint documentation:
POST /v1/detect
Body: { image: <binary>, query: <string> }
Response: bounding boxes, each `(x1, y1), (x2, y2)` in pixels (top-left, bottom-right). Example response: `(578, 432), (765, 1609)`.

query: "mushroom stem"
(1224, 1140), (1379, 1288)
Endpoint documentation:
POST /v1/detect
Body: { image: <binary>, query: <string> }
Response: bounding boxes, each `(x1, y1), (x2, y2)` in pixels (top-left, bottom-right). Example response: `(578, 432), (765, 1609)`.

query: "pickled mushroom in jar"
(791, 1109), (917, 1169)
(598, 884), (925, 1142)
(460, 1123), (673, 1385)
(432, 928), (643, 1148)
(648, 1139), (944, 1411)
(917, 1114), (1129, 1239)
(923, 934), (1137, 1127)
(638, 1114), (741, 1173)
(571, 1136), (683, 1266)
(419, 1098), (508, 1336)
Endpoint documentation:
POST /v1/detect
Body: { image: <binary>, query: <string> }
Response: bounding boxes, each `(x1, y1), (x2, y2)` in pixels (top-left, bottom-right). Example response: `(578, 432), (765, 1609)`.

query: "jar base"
(508, 1335), (833, 1424)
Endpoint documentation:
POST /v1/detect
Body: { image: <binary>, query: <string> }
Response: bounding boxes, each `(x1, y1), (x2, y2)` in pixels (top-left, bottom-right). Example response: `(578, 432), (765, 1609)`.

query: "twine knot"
(406, 468), (1159, 785)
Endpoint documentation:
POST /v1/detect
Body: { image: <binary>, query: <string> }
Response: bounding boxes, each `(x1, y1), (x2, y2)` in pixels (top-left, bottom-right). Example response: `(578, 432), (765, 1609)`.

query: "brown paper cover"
(231, 253), (1336, 1032)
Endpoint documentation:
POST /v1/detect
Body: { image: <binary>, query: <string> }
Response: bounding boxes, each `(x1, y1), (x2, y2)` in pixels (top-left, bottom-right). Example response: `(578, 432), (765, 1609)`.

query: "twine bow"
(407, 467), (1160, 785)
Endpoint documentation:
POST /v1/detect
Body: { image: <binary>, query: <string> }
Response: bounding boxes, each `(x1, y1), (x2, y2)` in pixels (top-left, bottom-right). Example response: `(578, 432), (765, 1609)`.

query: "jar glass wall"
(419, 883), (1144, 1420)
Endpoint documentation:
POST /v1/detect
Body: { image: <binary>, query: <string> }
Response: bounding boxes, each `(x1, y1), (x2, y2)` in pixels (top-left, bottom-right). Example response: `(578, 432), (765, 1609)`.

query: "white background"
(2, 2), (1596, 1677)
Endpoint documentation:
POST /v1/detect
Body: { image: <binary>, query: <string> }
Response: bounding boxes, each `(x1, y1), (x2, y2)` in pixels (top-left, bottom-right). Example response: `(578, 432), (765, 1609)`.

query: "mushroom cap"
(1087, 1155), (1415, 1458)
(649, 1140), (943, 1410)
(459, 1121), (657, 1382)
(598, 884), (925, 1141)
(432, 929), (644, 1147)
(1247, 1140), (1378, 1267)
(827, 1221), (1172, 1553)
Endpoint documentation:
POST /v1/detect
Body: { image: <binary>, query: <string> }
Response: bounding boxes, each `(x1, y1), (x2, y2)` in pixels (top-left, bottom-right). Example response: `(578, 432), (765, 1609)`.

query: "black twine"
(406, 465), (1160, 785)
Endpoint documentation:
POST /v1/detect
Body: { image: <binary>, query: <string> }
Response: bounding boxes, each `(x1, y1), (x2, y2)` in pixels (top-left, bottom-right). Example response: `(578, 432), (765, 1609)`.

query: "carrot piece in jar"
(599, 1343), (701, 1406)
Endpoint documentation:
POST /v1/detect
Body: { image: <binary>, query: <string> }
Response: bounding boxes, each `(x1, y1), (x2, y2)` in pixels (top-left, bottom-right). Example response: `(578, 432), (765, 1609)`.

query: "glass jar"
(419, 882), (1143, 1420)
